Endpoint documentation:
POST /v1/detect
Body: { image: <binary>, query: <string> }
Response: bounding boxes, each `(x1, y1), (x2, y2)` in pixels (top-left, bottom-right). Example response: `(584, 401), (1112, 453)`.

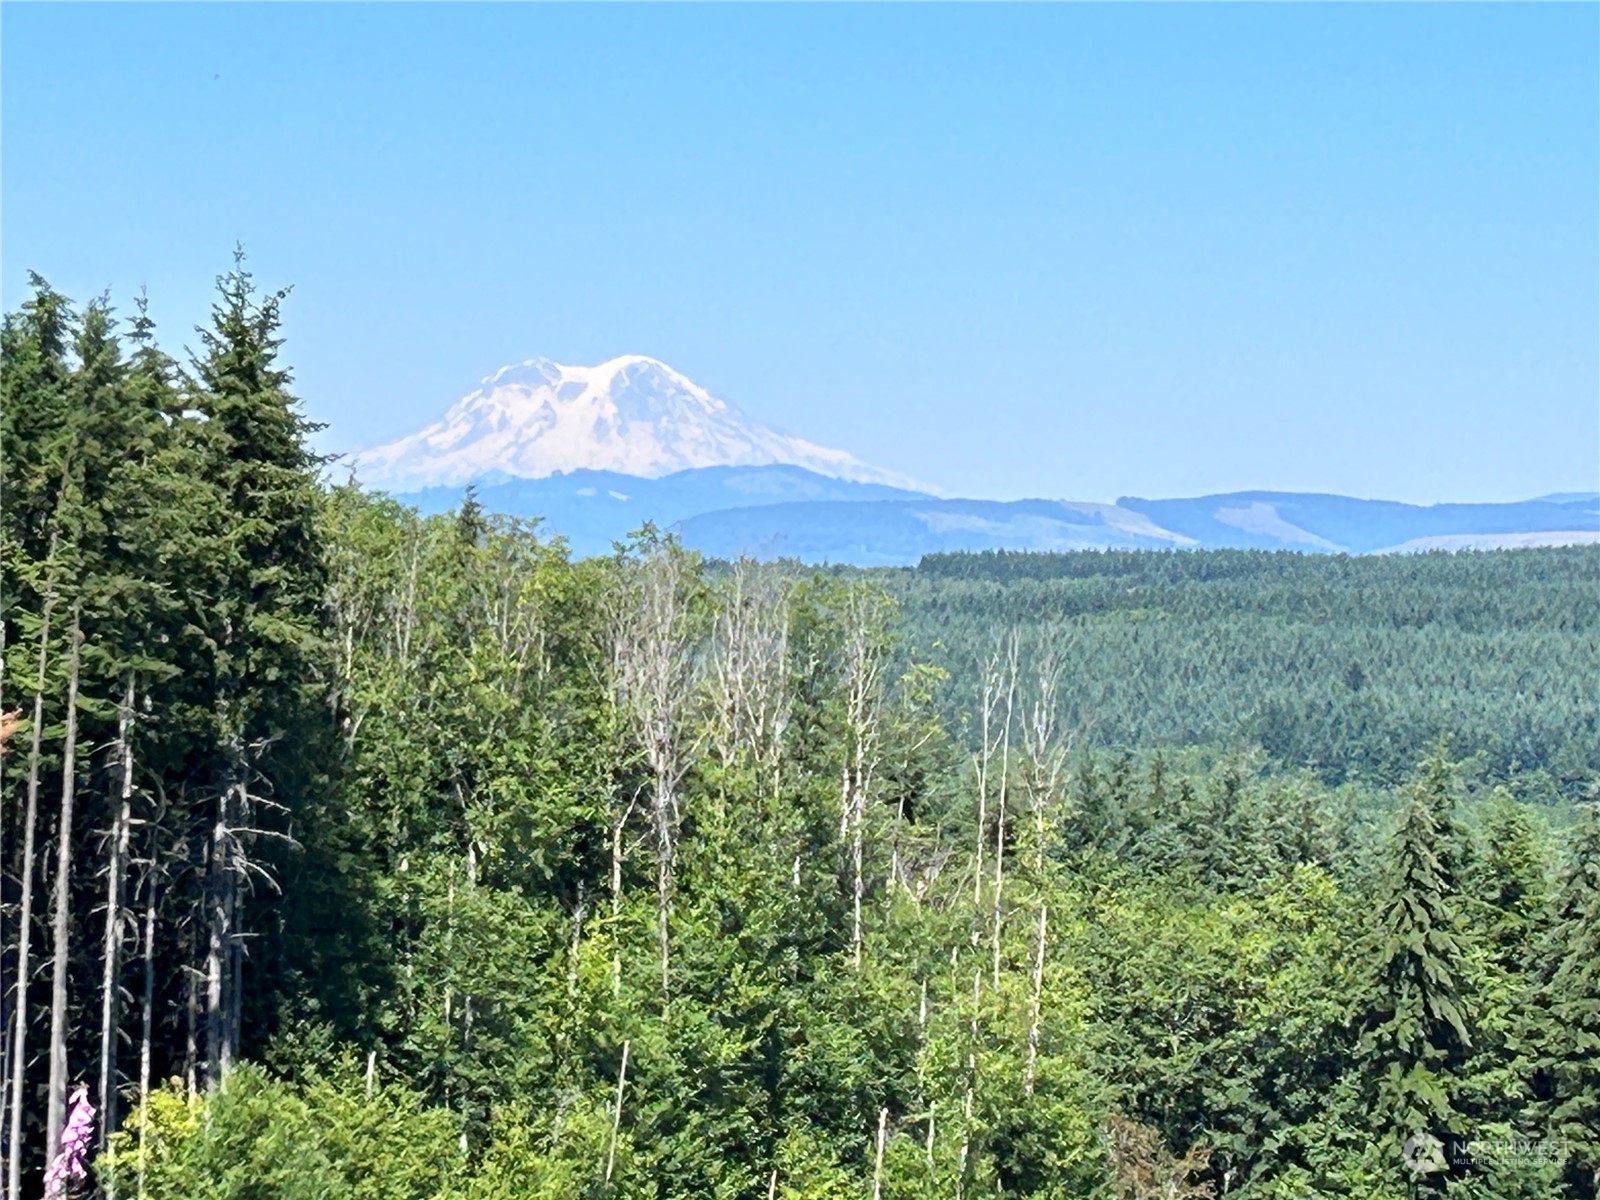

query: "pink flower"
(43, 1084), (95, 1200)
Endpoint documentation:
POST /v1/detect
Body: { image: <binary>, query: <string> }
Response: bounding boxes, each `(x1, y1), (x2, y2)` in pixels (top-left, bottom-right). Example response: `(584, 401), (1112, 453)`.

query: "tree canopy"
(2, 271), (1595, 1200)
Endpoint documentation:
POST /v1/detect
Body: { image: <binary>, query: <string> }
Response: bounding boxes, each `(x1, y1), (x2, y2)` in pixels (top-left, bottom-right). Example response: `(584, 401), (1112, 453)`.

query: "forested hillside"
(895, 548), (1600, 800)
(3, 272), (1597, 1200)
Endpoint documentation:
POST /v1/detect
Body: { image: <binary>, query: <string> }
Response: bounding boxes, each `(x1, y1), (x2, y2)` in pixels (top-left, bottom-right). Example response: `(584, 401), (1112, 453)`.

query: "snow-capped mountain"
(350, 355), (923, 493)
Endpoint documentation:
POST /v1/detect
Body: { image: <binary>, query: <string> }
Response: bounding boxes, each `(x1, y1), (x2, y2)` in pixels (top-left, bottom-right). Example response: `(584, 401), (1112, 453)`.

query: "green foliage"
(898, 548), (1600, 799)
(103, 1066), (460, 1200)
(1540, 806), (1600, 1197)
(1357, 762), (1474, 1190)
(5, 273), (1595, 1200)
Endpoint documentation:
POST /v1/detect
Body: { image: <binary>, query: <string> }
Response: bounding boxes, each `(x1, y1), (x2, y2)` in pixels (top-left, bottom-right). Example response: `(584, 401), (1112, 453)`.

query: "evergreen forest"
(2, 270), (1598, 1200)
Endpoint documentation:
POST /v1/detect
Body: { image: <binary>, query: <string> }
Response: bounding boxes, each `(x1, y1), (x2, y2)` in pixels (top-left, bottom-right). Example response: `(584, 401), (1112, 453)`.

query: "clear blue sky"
(4, 3), (1596, 503)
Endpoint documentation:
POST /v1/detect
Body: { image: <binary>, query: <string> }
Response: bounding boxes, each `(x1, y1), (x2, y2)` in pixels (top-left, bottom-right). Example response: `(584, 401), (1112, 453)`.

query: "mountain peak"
(479, 354), (680, 388)
(350, 356), (923, 493)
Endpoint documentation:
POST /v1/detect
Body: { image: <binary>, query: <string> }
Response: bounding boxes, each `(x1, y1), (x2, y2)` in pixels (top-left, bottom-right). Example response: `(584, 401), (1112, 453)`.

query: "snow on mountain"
(350, 355), (925, 493)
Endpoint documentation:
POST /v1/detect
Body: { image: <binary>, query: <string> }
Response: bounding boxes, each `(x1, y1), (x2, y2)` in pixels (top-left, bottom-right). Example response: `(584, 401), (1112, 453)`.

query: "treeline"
(895, 546), (1600, 799)
(2, 272), (1598, 1200)
(1, 264), (332, 1197)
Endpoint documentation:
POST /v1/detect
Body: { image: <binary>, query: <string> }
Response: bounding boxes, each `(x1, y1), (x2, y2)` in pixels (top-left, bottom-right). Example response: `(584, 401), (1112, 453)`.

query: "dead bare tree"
(885, 663), (946, 900)
(604, 1039), (631, 1188)
(205, 720), (289, 1090)
(98, 676), (136, 1165)
(1019, 637), (1069, 878)
(183, 907), (198, 1099)
(972, 654), (997, 913)
(838, 586), (890, 971)
(872, 1106), (888, 1200)
(1025, 904), (1048, 1097)
(609, 789), (638, 998)
(1018, 635), (1068, 1096)
(204, 772), (237, 1087)
(134, 812), (166, 1200)
(990, 633), (1018, 987)
(707, 559), (791, 798)
(45, 610), (83, 1156)
(610, 542), (700, 999)
(957, 965), (982, 1200)
(6, 578), (54, 1200)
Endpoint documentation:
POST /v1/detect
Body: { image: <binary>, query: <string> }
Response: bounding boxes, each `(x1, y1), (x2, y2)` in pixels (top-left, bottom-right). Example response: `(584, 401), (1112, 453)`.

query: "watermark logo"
(1400, 1129), (1567, 1176)
(1401, 1132), (1447, 1176)
(1465, 1136), (1568, 1168)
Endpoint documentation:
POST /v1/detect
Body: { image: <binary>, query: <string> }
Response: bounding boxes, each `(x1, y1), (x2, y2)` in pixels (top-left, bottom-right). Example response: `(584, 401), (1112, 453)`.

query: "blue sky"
(3, 3), (1595, 503)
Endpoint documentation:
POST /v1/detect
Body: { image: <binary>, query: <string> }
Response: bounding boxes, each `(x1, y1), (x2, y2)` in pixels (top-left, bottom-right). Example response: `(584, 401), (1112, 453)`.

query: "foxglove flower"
(43, 1084), (95, 1200)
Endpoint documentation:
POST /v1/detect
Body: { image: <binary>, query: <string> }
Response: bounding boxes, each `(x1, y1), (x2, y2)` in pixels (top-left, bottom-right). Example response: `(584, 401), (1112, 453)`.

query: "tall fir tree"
(1358, 759), (1474, 1195)
(1, 277), (78, 1200)
(186, 251), (332, 1086)
(1541, 805), (1600, 1198)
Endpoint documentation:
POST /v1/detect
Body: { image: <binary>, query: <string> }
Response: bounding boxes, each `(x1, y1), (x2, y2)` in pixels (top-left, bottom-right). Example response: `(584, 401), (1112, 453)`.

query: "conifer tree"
(0, 275), (75, 563)
(1, 277), (78, 1200)
(1357, 760), (1473, 1193)
(1473, 797), (1549, 966)
(1453, 793), (1551, 1155)
(1541, 805), (1600, 1198)
(187, 251), (330, 1086)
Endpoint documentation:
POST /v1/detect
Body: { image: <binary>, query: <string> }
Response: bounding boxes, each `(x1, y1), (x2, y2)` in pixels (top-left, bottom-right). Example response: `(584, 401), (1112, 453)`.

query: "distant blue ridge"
(399, 465), (929, 558)
(394, 466), (1600, 564)
(1117, 492), (1600, 555)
